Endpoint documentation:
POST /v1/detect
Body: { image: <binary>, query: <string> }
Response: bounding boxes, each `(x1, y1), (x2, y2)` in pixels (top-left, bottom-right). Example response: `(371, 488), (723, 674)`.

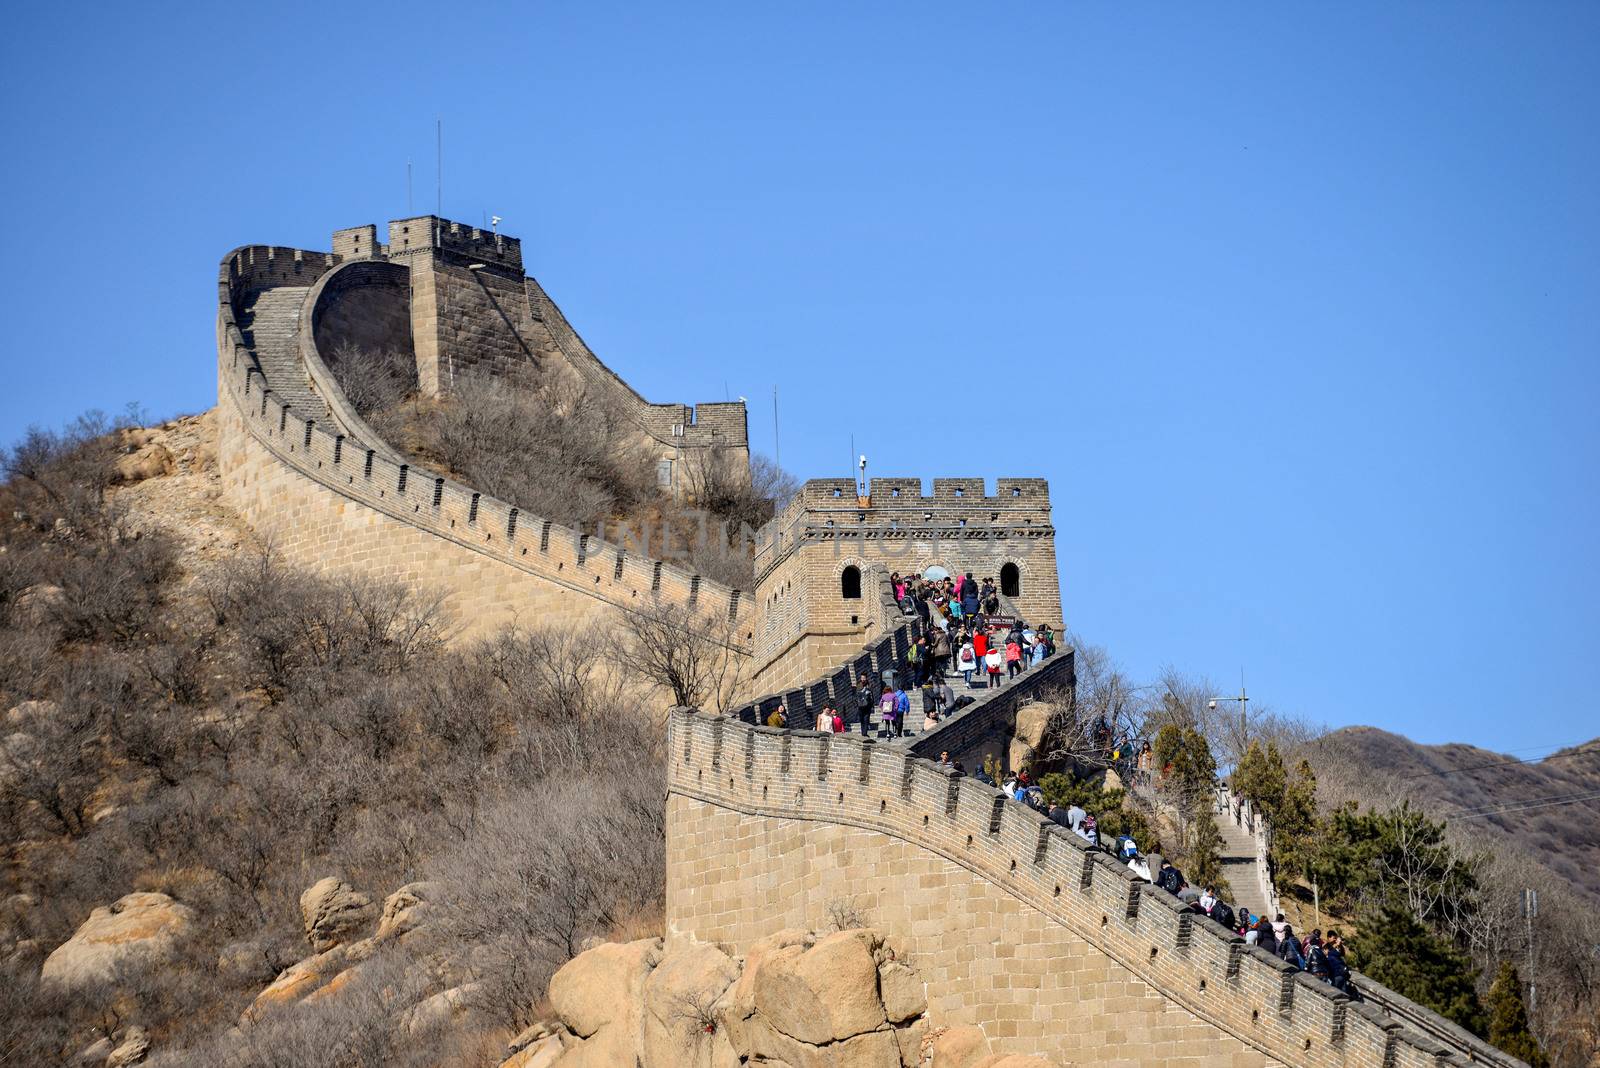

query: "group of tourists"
(947, 748), (1361, 997)
(763, 570), (1059, 738)
(894, 570), (1057, 688)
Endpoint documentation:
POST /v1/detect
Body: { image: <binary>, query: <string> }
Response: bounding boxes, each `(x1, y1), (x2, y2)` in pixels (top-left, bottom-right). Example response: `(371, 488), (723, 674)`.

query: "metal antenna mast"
(436, 117), (443, 218)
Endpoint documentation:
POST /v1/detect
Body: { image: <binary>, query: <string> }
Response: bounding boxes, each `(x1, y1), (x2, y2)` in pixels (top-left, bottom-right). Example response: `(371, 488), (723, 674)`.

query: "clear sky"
(2, 3), (1596, 751)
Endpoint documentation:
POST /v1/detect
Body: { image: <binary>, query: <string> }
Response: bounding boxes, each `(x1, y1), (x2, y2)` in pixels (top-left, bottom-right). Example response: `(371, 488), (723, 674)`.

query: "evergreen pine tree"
(1352, 904), (1487, 1037)
(1187, 808), (1232, 897)
(1485, 962), (1547, 1068)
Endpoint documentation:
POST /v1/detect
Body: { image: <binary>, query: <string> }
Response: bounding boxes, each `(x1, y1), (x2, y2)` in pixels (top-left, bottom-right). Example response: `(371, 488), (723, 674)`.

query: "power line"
(1447, 789), (1600, 822)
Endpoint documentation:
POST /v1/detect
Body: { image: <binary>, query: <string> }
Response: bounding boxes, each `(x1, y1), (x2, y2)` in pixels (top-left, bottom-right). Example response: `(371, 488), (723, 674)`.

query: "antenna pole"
(436, 117), (443, 218)
(772, 386), (780, 468)
(407, 159), (413, 213)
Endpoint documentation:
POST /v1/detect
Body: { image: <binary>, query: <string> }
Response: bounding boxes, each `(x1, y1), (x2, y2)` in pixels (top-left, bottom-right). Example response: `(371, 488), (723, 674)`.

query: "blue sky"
(2, 3), (1596, 751)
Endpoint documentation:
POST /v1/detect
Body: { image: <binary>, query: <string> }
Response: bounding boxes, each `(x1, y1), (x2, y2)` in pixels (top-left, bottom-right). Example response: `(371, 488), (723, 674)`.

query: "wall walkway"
(666, 709), (1524, 1068)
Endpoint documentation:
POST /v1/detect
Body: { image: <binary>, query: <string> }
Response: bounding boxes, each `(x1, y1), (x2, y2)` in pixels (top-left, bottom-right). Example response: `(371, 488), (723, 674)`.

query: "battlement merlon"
(380, 215), (523, 273)
(761, 477), (1053, 540)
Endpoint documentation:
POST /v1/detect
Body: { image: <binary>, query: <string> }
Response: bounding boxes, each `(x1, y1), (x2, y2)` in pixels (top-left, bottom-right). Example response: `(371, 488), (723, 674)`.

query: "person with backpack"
(854, 673), (875, 736)
(984, 645), (1004, 688)
(877, 687), (897, 737)
(892, 685), (911, 737)
(1209, 900), (1235, 931)
(1279, 924), (1306, 970)
(957, 638), (977, 686)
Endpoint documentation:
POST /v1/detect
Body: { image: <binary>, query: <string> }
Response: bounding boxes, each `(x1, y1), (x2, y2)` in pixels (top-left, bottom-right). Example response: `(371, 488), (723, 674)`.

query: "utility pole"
(1525, 888), (1538, 1016)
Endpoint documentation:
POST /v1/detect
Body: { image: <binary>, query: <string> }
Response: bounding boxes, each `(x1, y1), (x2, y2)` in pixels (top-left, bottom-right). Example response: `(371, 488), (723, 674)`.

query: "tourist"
(961, 572), (980, 616)
(957, 636), (977, 685)
(980, 576), (999, 614)
(1199, 886), (1218, 913)
(892, 685), (910, 737)
(878, 687), (897, 736)
(1278, 924), (1306, 970)
(1306, 931), (1330, 980)
(767, 703), (787, 728)
(854, 673), (875, 736)
(939, 750), (953, 768)
(1005, 635), (1024, 678)
(931, 628), (951, 677)
(984, 645), (1004, 688)
(936, 678), (956, 714)
(1325, 935), (1351, 992)
(815, 706), (833, 732)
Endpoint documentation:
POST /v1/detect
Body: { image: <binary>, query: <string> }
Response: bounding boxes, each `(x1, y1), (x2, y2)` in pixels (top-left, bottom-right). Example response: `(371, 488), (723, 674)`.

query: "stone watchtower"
(748, 477), (1062, 695)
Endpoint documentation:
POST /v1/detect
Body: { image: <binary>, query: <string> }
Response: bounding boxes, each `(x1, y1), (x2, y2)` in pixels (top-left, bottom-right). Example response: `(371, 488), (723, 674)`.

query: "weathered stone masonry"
(666, 709), (1506, 1068)
(216, 242), (755, 642)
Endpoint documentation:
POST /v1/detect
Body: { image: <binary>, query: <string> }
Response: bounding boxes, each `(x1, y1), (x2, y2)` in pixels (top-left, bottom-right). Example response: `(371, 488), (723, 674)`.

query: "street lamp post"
(1208, 677), (1250, 770)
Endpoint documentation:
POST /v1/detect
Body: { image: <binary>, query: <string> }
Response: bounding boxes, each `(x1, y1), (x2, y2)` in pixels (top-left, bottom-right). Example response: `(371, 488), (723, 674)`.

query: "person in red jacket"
(1005, 637), (1024, 678)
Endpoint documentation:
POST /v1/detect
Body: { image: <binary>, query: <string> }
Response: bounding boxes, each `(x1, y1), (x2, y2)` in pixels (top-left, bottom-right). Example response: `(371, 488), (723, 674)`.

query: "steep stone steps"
(1213, 804), (1272, 920)
(238, 285), (337, 435)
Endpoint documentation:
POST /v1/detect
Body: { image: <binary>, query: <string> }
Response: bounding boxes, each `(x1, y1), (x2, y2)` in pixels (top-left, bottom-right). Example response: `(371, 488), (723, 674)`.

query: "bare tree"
(614, 600), (747, 714)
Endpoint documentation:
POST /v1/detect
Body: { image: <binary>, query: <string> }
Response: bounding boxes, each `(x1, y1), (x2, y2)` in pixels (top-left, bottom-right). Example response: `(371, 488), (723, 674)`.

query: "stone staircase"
(873, 643), (1065, 746)
(1213, 799), (1273, 920)
(238, 285), (336, 434)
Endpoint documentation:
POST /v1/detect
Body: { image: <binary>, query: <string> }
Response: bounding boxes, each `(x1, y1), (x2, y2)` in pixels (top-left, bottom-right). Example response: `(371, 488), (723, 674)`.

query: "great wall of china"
(214, 216), (1520, 1068)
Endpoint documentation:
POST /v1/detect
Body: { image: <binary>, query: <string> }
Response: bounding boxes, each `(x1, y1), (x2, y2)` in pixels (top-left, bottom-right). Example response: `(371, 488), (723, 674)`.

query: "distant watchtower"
(748, 477), (1061, 694)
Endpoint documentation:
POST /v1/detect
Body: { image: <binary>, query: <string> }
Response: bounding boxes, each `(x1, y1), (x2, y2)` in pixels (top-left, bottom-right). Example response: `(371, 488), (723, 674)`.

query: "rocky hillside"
(1305, 727), (1600, 905)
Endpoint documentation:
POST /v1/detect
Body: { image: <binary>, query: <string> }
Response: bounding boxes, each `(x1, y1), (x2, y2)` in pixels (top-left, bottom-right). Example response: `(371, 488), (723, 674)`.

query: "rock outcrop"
(518, 929), (1059, 1068)
(299, 877), (377, 952)
(40, 892), (195, 992)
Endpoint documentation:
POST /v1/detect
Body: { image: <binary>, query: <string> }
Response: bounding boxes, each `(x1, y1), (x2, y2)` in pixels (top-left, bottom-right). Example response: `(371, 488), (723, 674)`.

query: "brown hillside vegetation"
(1306, 727), (1600, 906)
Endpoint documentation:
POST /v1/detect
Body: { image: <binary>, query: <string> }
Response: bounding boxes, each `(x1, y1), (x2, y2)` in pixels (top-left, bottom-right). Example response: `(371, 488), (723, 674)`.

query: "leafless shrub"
(674, 989), (723, 1042)
(440, 775), (666, 1030)
(327, 342), (418, 416)
(614, 600), (746, 714)
(394, 375), (655, 530)
(47, 531), (178, 645)
(825, 896), (869, 932)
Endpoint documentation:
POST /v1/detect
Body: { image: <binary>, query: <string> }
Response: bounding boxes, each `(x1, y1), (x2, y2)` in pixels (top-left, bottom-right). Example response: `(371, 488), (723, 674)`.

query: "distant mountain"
(1304, 727), (1600, 906)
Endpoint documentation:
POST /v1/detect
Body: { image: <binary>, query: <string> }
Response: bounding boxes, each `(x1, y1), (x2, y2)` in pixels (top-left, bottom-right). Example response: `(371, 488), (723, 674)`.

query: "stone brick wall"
(666, 709), (1483, 1068)
(753, 478), (1063, 652)
(215, 247), (754, 645)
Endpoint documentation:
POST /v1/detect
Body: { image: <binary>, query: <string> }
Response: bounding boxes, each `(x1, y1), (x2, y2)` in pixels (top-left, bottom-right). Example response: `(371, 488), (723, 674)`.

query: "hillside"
(1305, 726), (1600, 906)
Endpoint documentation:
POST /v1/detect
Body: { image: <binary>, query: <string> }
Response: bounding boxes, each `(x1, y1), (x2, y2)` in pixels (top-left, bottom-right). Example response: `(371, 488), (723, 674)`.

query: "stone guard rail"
(1217, 787), (1521, 1068)
(906, 648), (1076, 766)
(216, 246), (754, 645)
(667, 708), (1526, 1068)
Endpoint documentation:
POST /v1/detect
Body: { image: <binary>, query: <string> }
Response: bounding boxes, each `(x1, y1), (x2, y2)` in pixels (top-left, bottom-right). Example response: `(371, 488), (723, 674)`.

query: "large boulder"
(114, 443), (174, 484)
(299, 878), (376, 952)
(40, 893), (195, 992)
(641, 940), (740, 1068)
(547, 937), (662, 1040)
(931, 1026), (992, 1068)
(752, 929), (887, 1045)
(374, 881), (443, 942)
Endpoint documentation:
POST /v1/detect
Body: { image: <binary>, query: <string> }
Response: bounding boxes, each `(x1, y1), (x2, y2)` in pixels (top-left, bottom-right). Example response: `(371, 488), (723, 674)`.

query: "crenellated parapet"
(666, 709), (1527, 1068)
(214, 245), (754, 645)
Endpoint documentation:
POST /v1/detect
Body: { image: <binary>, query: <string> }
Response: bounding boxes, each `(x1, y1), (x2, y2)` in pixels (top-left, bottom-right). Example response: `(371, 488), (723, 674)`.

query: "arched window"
(841, 565), (862, 599)
(1000, 562), (1021, 598)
